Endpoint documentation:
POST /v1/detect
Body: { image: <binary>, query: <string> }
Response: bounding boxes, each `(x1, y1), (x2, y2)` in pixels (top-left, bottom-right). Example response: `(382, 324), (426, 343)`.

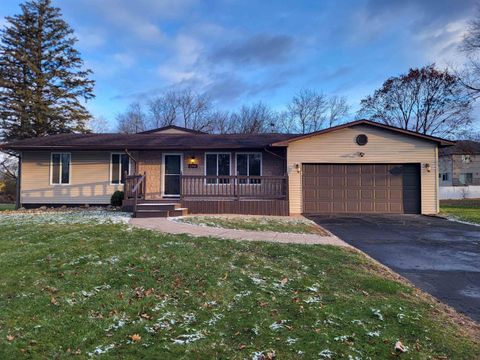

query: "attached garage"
(272, 120), (454, 215)
(302, 163), (421, 214)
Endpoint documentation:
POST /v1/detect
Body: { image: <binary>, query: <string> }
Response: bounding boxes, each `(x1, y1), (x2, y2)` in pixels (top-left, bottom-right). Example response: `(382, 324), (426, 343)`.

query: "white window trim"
(161, 153), (183, 197)
(204, 152), (231, 185)
(50, 152), (71, 186)
(110, 152), (132, 186)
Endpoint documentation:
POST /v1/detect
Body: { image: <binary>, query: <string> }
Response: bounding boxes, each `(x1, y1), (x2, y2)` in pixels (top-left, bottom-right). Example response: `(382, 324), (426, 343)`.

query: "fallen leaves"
(130, 334), (141, 343)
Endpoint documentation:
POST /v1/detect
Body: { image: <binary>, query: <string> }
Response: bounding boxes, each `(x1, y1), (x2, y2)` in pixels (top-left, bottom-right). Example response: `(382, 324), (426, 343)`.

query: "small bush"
(110, 191), (124, 207)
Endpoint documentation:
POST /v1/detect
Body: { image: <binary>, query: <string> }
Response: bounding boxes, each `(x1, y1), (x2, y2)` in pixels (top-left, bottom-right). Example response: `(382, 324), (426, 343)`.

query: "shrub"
(110, 191), (124, 207)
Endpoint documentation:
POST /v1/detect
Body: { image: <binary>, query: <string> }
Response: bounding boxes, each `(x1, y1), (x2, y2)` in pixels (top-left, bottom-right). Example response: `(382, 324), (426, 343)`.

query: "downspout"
(16, 152), (22, 210)
(124, 148), (137, 173)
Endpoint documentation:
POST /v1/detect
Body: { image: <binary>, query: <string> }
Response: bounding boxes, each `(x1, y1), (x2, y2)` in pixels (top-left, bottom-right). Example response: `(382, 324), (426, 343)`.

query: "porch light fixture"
(358, 152), (365, 157)
(295, 163), (300, 173)
(189, 155), (197, 165)
(425, 163), (431, 172)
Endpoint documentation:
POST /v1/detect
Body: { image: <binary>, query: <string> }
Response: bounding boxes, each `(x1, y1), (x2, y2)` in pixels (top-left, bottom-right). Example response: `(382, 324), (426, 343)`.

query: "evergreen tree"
(0, 0), (94, 141)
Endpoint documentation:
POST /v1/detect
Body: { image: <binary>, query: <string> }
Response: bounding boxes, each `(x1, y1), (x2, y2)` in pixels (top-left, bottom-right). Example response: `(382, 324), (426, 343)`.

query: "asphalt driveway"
(309, 215), (480, 322)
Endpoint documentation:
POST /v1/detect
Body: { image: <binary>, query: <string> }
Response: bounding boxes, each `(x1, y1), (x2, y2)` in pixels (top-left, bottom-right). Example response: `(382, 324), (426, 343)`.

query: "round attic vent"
(356, 134), (368, 146)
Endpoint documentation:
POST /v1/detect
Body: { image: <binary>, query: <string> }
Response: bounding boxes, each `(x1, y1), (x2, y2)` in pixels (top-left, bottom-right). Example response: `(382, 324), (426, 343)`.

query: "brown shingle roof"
(439, 140), (480, 156)
(0, 132), (297, 151)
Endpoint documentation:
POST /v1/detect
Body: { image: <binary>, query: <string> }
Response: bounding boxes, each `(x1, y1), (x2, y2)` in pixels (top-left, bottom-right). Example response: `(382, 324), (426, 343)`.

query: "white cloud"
(413, 19), (469, 66)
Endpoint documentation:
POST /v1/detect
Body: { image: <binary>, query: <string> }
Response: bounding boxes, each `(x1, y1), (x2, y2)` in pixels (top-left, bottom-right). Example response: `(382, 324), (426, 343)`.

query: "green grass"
(0, 203), (15, 211)
(0, 212), (478, 359)
(178, 216), (323, 234)
(441, 205), (480, 224)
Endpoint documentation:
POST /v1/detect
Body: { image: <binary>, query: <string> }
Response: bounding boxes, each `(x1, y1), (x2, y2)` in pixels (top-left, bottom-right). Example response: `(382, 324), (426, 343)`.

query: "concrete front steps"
(133, 202), (188, 218)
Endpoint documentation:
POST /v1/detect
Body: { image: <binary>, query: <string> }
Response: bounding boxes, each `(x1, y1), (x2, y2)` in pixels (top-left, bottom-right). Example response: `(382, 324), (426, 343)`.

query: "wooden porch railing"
(180, 175), (288, 200)
(125, 172), (146, 212)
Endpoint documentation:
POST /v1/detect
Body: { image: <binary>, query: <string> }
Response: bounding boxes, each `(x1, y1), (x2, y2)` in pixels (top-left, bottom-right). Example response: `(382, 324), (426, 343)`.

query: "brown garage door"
(302, 164), (420, 214)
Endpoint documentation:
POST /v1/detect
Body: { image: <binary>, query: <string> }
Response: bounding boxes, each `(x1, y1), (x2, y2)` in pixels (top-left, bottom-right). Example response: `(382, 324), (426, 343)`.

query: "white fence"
(439, 186), (480, 200)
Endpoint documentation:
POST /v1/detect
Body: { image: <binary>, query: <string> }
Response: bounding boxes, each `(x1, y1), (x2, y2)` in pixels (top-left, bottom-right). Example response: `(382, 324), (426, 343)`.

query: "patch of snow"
(334, 335), (353, 342)
(250, 276), (266, 286)
(304, 296), (321, 304)
(87, 343), (115, 357)
(367, 331), (381, 337)
(351, 320), (364, 326)
(0, 210), (131, 226)
(252, 350), (276, 360)
(319, 349), (334, 359)
(270, 320), (288, 331)
(234, 290), (252, 301)
(105, 314), (129, 332)
(206, 313), (224, 326)
(306, 284), (319, 292)
(286, 337), (298, 345)
(371, 308), (384, 321)
(172, 331), (204, 345)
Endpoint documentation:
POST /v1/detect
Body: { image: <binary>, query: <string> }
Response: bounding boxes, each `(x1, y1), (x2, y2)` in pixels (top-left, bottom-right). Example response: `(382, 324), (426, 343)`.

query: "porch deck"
(123, 174), (289, 216)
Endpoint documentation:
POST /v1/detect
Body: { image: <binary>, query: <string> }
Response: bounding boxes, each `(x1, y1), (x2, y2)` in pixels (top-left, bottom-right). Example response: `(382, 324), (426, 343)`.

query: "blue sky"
(0, 0), (477, 130)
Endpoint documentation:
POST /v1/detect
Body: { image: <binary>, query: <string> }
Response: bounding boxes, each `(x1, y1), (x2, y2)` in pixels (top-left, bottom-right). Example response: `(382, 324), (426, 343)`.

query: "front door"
(164, 154), (182, 197)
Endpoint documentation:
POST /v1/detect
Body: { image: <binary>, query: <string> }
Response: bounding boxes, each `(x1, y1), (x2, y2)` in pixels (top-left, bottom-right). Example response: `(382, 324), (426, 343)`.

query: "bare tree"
(147, 91), (178, 128)
(229, 102), (275, 134)
(210, 110), (234, 134)
(283, 89), (350, 134)
(116, 102), (147, 134)
(88, 116), (110, 133)
(176, 89), (214, 132)
(460, 8), (480, 97)
(358, 65), (473, 137)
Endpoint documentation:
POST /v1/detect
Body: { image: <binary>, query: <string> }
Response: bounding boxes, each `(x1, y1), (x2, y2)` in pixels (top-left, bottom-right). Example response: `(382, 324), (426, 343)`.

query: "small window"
(462, 155), (471, 163)
(111, 153), (130, 184)
(459, 173), (473, 185)
(205, 153), (230, 184)
(236, 153), (262, 184)
(51, 153), (70, 185)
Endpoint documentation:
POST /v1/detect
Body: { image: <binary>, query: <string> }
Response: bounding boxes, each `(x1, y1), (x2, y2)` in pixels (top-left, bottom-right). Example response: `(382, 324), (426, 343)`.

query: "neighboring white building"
(439, 140), (480, 199)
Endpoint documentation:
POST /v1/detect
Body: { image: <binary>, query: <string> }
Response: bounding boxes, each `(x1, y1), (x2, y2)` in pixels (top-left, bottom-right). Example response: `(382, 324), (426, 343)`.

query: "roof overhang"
(271, 119), (456, 147)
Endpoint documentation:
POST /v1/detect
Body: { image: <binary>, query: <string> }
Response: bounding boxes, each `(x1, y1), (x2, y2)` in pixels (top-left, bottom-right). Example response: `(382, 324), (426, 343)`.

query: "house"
(0, 120), (453, 217)
(438, 140), (480, 199)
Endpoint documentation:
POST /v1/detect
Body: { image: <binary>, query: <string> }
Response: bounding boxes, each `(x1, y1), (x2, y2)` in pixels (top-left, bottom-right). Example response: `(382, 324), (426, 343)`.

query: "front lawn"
(0, 211), (478, 359)
(0, 203), (15, 211)
(177, 215), (325, 234)
(440, 203), (480, 224)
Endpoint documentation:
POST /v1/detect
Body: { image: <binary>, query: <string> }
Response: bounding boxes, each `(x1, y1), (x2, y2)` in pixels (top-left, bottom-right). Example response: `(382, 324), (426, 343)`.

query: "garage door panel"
(346, 189), (360, 200)
(361, 189), (374, 200)
(332, 189), (344, 200)
(302, 163), (420, 214)
(360, 202), (374, 212)
(347, 176), (360, 186)
(332, 202), (346, 212)
(374, 189), (387, 199)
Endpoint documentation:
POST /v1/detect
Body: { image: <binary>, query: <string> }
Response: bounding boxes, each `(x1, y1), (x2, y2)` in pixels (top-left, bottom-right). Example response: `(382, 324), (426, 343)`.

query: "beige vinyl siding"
(21, 151), (123, 204)
(286, 125), (438, 215)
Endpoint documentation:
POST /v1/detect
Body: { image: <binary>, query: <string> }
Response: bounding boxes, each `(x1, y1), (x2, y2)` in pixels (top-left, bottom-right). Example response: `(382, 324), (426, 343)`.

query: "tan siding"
(286, 125), (438, 215)
(21, 151), (123, 204)
(137, 151), (162, 199)
(148, 128), (190, 134)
